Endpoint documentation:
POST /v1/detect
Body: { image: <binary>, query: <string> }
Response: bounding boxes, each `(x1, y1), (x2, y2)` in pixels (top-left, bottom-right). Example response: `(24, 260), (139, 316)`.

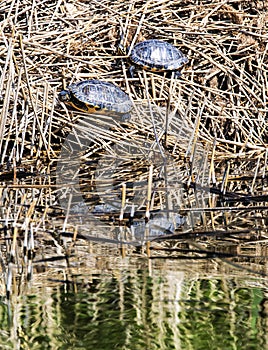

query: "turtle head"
(58, 89), (71, 102)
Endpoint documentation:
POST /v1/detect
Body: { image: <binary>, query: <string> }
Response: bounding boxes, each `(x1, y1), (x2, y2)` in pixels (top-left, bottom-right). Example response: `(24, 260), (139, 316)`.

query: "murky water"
(1, 257), (267, 350)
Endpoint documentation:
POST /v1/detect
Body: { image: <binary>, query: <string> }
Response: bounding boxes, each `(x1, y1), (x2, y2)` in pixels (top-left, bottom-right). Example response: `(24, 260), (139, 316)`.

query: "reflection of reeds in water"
(1, 261), (186, 349)
(0, 0), (268, 297)
(1, 259), (267, 349)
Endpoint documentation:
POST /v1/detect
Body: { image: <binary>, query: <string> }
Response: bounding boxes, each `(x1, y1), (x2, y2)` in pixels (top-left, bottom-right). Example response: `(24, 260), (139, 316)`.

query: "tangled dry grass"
(0, 0), (268, 287)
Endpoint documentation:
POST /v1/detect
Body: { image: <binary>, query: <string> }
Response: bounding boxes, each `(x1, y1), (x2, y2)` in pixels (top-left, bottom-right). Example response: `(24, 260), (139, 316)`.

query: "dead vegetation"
(0, 0), (268, 290)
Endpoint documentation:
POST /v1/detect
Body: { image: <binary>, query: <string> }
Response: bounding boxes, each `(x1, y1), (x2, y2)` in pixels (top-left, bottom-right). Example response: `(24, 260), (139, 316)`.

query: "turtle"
(58, 80), (133, 119)
(118, 39), (188, 78)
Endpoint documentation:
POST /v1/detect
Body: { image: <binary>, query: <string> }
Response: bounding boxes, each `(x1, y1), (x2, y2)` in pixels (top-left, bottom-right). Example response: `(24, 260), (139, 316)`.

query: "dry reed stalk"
(145, 164), (153, 221)
(119, 182), (126, 222)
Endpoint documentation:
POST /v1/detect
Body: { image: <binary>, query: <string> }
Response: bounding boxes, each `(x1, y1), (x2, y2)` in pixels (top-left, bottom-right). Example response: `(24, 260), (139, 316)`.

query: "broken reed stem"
(145, 164), (153, 221)
(146, 240), (150, 257)
(251, 156), (260, 194)
(119, 183), (126, 222)
(220, 161), (230, 195)
(72, 225), (78, 242)
(62, 192), (73, 233)
(26, 223), (35, 281)
(6, 264), (12, 299)
(119, 226), (126, 258)
(25, 199), (37, 224)
(209, 139), (217, 186)
(10, 225), (18, 263)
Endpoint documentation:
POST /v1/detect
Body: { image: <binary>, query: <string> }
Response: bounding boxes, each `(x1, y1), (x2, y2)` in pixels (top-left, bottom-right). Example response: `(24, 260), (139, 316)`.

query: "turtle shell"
(130, 39), (188, 72)
(58, 80), (132, 116)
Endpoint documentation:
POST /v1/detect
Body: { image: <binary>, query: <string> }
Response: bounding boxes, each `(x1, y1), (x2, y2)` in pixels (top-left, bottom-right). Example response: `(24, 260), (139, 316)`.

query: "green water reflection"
(0, 264), (267, 350)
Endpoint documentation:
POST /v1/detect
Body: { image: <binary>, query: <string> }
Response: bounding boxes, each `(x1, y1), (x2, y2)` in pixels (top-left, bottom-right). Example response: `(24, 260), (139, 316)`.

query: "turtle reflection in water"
(72, 201), (185, 239)
(58, 79), (133, 120)
(118, 38), (188, 78)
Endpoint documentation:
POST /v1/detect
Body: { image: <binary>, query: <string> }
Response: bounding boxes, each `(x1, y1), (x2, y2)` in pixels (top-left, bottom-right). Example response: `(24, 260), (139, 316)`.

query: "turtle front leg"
(129, 65), (135, 78)
(167, 70), (182, 79)
(174, 70), (182, 78)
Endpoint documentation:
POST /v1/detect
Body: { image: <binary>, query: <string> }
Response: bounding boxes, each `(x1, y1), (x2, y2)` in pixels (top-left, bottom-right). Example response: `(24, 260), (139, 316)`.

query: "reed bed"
(0, 0), (268, 293)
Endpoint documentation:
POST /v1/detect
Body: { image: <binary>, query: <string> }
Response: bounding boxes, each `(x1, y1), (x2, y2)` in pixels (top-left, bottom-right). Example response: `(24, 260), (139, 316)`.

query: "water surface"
(1, 257), (267, 350)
